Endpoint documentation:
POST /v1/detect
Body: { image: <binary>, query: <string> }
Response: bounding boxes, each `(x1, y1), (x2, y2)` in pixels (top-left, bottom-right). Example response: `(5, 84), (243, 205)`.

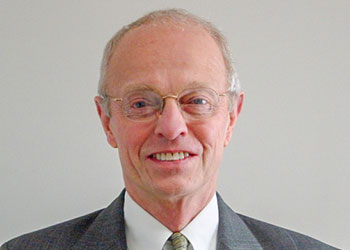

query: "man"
(1, 9), (338, 250)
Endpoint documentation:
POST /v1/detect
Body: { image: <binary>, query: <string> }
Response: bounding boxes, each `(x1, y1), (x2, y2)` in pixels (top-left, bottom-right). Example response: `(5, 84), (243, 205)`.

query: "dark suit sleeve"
(238, 213), (340, 250)
(1, 243), (9, 250)
(0, 192), (126, 250)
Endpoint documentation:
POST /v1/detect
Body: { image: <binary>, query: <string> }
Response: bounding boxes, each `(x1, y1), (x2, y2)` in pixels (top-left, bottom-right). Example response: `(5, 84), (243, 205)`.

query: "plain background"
(1, 0), (348, 248)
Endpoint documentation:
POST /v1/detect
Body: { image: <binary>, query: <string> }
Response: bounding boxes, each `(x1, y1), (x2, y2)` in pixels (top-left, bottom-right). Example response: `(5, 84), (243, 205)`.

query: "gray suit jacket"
(1, 190), (338, 250)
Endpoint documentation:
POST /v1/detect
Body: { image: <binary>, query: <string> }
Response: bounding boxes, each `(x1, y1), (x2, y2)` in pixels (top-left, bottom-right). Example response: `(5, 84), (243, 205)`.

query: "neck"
(126, 186), (216, 232)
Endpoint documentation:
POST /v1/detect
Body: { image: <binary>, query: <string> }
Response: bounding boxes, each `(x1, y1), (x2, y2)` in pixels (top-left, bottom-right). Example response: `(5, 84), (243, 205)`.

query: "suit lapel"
(72, 191), (264, 250)
(72, 190), (127, 250)
(216, 193), (263, 250)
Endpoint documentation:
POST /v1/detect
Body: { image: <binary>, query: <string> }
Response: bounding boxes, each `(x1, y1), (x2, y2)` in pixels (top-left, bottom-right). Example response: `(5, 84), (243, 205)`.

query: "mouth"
(150, 151), (192, 161)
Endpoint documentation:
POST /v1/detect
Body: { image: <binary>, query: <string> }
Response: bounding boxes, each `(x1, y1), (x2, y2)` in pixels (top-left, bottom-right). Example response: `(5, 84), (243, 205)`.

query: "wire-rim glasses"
(105, 87), (231, 122)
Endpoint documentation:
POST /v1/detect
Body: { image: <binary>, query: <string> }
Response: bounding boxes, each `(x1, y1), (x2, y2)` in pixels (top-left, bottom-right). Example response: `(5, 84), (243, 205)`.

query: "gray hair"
(98, 8), (241, 115)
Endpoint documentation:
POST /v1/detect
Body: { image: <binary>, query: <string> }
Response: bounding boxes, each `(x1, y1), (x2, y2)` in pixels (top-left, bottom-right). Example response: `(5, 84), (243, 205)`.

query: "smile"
(152, 152), (190, 161)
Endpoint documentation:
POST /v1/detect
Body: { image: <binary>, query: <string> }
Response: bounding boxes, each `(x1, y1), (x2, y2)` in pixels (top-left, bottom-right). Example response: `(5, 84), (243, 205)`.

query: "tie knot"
(170, 232), (188, 250)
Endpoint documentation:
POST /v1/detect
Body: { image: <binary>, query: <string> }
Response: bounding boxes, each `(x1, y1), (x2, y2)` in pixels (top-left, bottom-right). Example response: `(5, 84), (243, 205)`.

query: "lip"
(147, 150), (197, 159)
(149, 156), (193, 163)
(146, 150), (198, 166)
(147, 155), (198, 168)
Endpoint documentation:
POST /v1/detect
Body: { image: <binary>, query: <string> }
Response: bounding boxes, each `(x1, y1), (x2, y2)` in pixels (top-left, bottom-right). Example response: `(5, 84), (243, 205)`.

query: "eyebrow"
(120, 84), (154, 93)
(120, 81), (213, 94)
(186, 81), (212, 89)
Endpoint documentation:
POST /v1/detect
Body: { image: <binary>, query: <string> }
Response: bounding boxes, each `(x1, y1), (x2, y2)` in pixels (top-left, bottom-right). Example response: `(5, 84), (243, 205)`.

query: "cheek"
(111, 119), (151, 159)
(190, 116), (229, 150)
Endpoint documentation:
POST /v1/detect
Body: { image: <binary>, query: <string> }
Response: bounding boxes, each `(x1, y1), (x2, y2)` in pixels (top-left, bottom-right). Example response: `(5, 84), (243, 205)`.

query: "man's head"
(98, 9), (242, 116)
(95, 9), (244, 202)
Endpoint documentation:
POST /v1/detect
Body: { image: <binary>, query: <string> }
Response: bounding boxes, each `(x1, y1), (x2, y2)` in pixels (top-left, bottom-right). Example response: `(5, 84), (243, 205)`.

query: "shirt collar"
(124, 192), (172, 250)
(124, 191), (218, 250)
(181, 193), (218, 250)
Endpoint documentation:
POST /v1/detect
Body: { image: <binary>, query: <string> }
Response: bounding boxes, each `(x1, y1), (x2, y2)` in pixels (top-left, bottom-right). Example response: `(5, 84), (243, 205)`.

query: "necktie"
(170, 232), (188, 250)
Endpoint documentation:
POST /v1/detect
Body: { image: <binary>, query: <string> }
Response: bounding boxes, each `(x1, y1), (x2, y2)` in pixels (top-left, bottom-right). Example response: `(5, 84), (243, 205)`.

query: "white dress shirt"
(124, 191), (219, 250)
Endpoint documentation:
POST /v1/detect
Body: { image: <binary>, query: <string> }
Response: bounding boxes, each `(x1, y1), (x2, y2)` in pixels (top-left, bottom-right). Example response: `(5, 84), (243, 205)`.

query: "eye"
(126, 95), (154, 110)
(132, 100), (148, 108)
(180, 92), (214, 115)
(184, 95), (211, 106)
(124, 97), (157, 118)
(126, 96), (160, 112)
(191, 98), (208, 105)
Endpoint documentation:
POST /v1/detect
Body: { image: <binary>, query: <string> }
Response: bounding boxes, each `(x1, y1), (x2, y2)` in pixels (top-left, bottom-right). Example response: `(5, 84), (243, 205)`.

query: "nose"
(154, 98), (188, 140)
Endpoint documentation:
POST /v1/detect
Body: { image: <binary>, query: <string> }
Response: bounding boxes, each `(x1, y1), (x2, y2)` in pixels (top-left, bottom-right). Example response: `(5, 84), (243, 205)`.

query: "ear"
(224, 92), (244, 147)
(94, 96), (118, 148)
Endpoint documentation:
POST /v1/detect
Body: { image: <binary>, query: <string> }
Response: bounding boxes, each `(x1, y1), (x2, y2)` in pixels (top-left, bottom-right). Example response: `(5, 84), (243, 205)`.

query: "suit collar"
(72, 190), (263, 250)
(216, 193), (263, 250)
(72, 190), (127, 250)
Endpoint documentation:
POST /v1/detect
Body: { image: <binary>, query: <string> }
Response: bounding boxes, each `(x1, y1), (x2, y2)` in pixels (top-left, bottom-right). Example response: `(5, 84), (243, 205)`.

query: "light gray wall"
(1, 1), (348, 248)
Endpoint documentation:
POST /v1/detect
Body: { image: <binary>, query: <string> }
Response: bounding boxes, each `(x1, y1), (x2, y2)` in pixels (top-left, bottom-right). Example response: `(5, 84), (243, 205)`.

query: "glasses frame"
(105, 87), (232, 121)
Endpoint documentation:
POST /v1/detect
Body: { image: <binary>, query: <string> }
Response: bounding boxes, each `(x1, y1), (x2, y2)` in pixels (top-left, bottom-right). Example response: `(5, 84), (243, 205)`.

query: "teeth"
(161, 153), (166, 161)
(179, 152), (184, 159)
(153, 152), (191, 161)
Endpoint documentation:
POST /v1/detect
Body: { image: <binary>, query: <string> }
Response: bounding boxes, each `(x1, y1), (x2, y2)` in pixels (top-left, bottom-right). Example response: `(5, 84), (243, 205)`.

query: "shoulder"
(237, 213), (339, 250)
(216, 193), (339, 249)
(1, 190), (126, 250)
(1, 210), (102, 250)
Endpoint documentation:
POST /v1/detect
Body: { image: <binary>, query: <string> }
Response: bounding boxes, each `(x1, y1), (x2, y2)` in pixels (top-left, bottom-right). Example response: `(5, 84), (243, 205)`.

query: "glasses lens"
(118, 87), (224, 121)
(122, 90), (162, 120)
(179, 88), (220, 117)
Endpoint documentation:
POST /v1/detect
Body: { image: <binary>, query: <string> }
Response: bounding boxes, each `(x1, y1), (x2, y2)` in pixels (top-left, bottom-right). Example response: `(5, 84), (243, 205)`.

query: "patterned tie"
(170, 232), (188, 250)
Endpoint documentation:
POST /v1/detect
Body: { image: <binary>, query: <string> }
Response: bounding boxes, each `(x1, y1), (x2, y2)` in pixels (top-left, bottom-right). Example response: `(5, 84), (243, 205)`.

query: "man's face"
(96, 23), (243, 201)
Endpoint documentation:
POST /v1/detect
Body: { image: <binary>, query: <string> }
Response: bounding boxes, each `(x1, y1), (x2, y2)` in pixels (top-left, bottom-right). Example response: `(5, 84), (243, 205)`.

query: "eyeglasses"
(105, 87), (231, 122)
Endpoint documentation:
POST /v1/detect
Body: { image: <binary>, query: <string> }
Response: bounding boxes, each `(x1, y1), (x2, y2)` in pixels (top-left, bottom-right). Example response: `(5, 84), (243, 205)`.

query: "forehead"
(106, 22), (227, 94)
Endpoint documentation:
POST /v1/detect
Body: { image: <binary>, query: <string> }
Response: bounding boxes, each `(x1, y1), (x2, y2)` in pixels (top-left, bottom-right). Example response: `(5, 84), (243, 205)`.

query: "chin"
(150, 180), (199, 199)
